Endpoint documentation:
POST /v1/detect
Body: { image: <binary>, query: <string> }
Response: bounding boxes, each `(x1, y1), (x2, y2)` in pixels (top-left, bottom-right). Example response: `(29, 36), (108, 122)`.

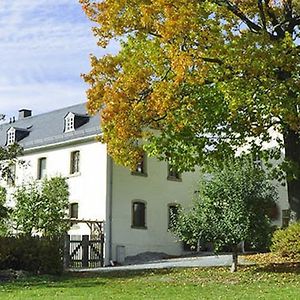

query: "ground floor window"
(282, 209), (290, 228)
(132, 201), (146, 229)
(168, 203), (180, 229)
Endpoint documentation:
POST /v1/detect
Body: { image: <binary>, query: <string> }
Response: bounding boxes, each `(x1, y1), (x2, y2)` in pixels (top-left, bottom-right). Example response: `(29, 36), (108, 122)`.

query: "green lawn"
(1, 264), (300, 300)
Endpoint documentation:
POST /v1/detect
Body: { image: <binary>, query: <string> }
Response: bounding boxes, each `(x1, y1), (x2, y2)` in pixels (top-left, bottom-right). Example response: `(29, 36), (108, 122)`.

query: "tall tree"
(80, 0), (300, 217)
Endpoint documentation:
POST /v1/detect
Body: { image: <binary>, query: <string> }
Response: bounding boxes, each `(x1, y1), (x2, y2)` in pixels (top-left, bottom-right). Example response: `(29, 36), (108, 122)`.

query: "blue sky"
(0, 0), (118, 121)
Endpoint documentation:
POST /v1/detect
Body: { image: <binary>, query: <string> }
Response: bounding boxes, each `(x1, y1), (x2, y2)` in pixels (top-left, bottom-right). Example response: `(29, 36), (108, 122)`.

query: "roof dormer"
(64, 112), (89, 133)
(64, 112), (75, 132)
(6, 127), (30, 145)
(7, 127), (16, 145)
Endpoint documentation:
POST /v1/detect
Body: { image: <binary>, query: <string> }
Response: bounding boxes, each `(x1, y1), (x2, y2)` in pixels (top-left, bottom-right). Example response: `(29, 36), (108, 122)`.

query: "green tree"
(80, 0), (300, 218)
(171, 158), (277, 272)
(13, 177), (70, 237)
(0, 143), (22, 235)
(0, 143), (24, 186)
(0, 187), (10, 235)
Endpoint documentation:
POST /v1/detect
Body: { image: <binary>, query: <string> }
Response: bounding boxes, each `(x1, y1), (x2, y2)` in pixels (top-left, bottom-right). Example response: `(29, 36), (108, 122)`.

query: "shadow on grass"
(253, 262), (300, 274)
(0, 268), (178, 291)
(2, 262), (299, 292)
(69, 268), (178, 279)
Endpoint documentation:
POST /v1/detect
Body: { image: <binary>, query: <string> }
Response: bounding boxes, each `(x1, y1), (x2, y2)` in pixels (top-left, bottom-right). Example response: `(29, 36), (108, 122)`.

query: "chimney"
(18, 109), (32, 120)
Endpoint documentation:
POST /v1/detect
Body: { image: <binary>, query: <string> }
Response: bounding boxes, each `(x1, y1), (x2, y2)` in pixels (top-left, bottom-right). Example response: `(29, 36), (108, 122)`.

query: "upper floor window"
(70, 203), (79, 219)
(37, 157), (47, 179)
(65, 113), (75, 132)
(167, 164), (182, 181)
(70, 151), (80, 174)
(132, 201), (147, 229)
(131, 153), (147, 176)
(7, 128), (16, 145)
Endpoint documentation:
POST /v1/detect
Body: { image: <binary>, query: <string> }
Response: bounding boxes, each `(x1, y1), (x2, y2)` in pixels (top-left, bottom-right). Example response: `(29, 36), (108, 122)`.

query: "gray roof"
(0, 103), (101, 150)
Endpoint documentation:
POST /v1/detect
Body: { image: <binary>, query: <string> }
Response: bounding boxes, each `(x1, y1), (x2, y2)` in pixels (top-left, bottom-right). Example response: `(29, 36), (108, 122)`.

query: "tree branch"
(215, 0), (262, 33)
(265, 0), (285, 38)
(257, 0), (267, 30)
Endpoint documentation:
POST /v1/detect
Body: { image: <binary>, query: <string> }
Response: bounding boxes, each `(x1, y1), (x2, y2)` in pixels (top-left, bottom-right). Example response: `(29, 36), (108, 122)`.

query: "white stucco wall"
(110, 157), (199, 261)
(109, 156), (290, 261)
(4, 139), (108, 235)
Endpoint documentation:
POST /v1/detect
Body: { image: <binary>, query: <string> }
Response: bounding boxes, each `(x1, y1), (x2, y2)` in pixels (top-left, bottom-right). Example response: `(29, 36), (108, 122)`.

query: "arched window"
(132, 201), (146, 229)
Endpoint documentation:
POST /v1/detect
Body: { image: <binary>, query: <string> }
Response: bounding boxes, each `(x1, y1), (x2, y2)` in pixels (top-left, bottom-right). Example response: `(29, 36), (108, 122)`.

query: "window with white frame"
(7, 128), (16, 145)
(70, 151), (80, 174)
(37, 157), (47, 179)
(65, 114), (75, 132)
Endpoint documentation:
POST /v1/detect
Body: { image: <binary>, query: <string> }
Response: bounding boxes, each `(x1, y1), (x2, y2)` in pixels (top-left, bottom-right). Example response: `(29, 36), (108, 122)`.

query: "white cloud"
(0, 0), (118, 118)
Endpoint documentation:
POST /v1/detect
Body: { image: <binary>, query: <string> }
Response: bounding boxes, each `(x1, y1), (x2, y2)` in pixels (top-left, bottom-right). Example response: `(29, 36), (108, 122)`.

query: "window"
(168, 204), (179, 229)
(7, 128), (15, 145)
(70, 203), (79, 219)
(6, 164), (16, 186)
(282, 209), (290, 228)
(37, 157), (47, 179)
(70, 151), (80, 174)
(167, 164), (181, 181)
(132, 201), (146, 228)
(253, 153), (262, 169)
(65, 114), (75, 132)
(131, 153), (147, 176)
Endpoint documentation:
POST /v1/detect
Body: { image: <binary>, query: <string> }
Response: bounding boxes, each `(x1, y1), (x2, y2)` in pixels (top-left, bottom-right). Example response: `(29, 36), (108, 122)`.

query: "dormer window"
(64, 112), (89, 133)
(7, 128), (16, 145)
(6, 127), (30, 145)
(65, 113), (75, 132)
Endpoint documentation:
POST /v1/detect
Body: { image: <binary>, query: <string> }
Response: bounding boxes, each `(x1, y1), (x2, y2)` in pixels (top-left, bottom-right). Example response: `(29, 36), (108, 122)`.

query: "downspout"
(105, 155), (113, 265)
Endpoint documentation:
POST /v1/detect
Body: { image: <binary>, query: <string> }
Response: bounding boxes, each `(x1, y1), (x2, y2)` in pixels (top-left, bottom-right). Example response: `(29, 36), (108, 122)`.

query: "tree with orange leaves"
(80, 0), (300, 218)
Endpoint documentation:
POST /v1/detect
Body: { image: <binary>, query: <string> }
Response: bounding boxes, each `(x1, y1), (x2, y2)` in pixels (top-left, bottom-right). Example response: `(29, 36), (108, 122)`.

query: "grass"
(0, 263), (300, 300)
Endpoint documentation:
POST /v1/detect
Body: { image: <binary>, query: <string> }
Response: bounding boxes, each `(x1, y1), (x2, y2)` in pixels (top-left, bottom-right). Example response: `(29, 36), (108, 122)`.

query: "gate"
(64, 234), (104, 268)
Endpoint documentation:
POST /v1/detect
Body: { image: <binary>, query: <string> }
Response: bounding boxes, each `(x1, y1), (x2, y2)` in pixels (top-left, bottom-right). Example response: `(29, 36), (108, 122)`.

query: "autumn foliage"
(80, 1), (300, 214)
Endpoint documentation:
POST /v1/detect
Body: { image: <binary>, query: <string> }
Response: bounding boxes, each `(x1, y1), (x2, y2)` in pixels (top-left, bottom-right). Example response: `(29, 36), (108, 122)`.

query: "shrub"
(271, 222), (300, 259)
(0, 235), (64, 275)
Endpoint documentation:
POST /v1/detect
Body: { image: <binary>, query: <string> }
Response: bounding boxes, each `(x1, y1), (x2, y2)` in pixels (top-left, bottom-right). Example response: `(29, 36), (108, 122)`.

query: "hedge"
(0, 235), (64, 275)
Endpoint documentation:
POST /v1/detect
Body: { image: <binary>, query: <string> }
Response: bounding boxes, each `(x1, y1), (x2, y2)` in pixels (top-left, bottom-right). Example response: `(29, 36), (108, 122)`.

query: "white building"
(0, 103), (290, 265)
(0, 104), (201, 265)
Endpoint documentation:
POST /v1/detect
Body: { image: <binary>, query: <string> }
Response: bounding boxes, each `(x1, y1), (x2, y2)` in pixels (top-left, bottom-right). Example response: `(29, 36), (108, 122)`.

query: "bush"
(0, 235), (64, 275)
(271, 222), (300, 259)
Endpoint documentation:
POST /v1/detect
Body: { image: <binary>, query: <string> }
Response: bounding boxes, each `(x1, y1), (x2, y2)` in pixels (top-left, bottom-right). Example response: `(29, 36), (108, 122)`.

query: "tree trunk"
(283, 129), (300, 220)
(230, 249), (238, 272)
